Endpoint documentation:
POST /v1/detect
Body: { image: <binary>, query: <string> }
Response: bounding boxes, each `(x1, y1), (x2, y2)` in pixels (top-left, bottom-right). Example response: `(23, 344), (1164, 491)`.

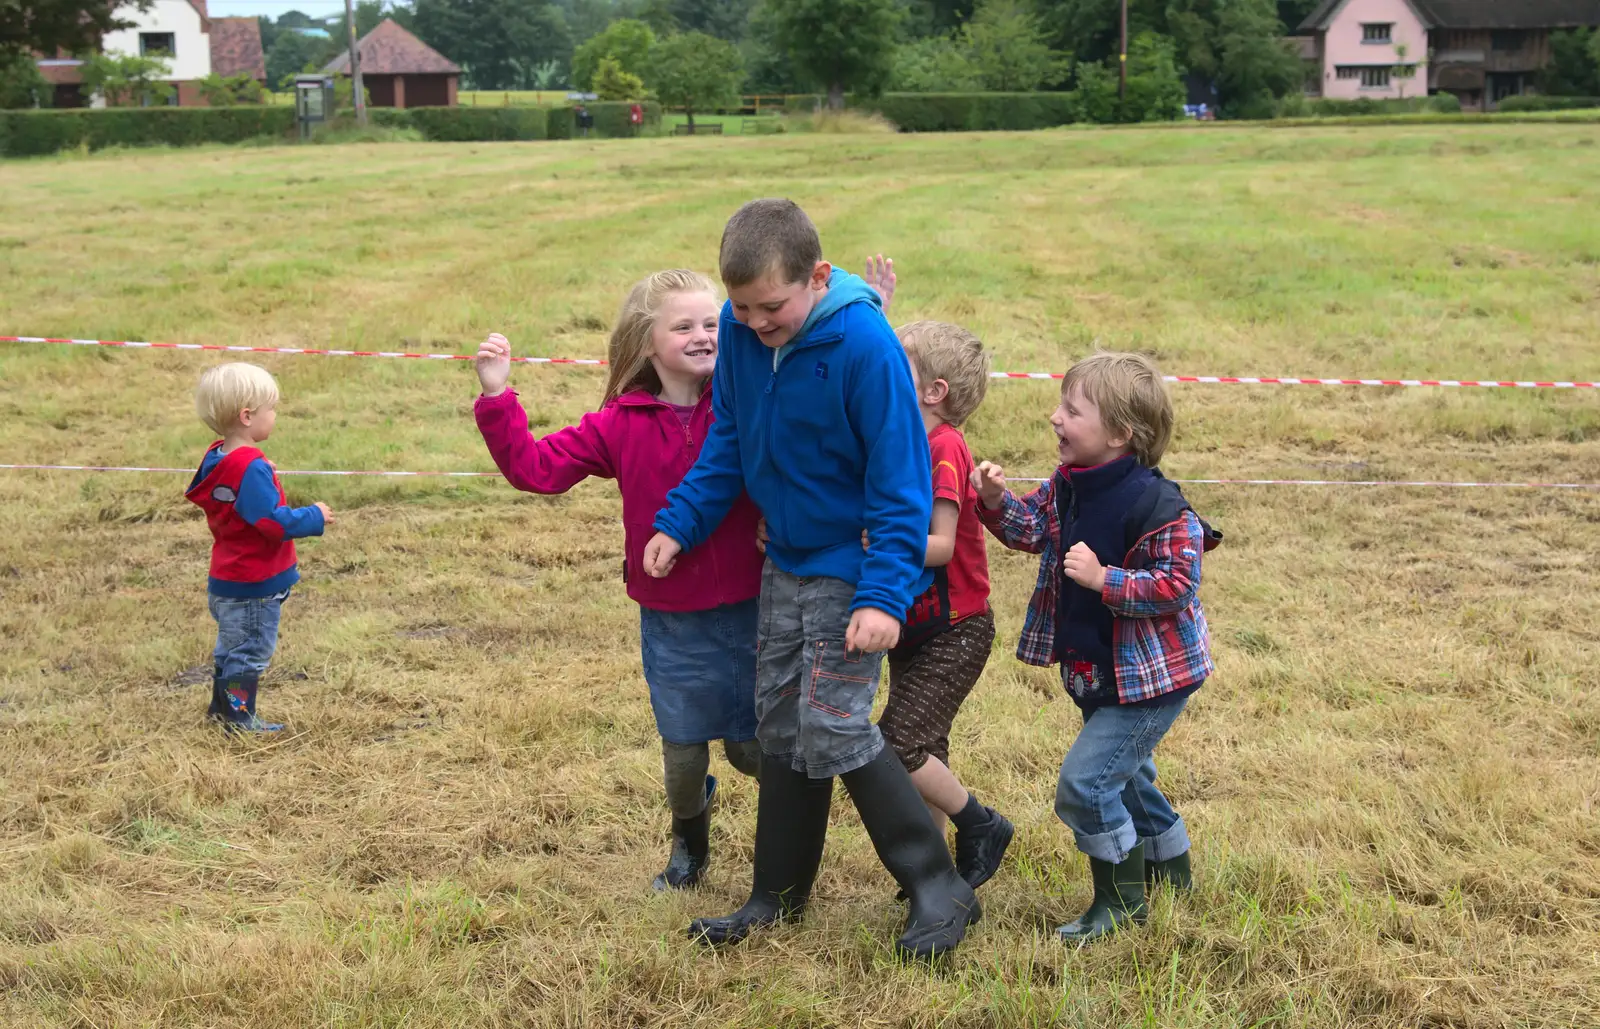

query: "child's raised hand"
(864, 254), (896, 315)
(475, 333), (512, 397)
(972, 461), (1007, 510)
(1063, 542), (1107, 593)
(315, 501), (334, 526)
(643, 531), (682, 578)
(755, 517), (768, 554)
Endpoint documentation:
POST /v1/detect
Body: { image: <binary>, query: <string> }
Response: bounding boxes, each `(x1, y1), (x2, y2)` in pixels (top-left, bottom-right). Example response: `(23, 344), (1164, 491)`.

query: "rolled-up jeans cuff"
(1071, 819), (1138, 863)
(1139, 817), (1190, 863)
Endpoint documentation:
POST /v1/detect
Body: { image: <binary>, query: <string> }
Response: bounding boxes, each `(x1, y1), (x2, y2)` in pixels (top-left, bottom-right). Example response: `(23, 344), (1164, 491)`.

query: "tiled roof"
(1414, 1), (1600, 28)
(323, 18), (460, 76)
(209, 17), (266, 80)
(37, 60), (85, 85)
(1301, 0), (1600, 31)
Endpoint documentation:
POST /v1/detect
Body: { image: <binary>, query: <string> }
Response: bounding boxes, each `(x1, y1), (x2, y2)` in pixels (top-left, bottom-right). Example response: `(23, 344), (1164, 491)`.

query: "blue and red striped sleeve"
(235, 459), (324, 541)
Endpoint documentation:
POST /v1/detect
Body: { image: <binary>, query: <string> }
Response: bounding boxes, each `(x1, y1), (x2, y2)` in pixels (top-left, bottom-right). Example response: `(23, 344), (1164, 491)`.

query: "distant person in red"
(185, 363), (332, 733)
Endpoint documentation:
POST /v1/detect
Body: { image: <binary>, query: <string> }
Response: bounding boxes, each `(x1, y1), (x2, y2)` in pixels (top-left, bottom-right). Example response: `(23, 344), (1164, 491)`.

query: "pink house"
(1298, 1), (1600, 110)
(1299, 0), (1430, 101)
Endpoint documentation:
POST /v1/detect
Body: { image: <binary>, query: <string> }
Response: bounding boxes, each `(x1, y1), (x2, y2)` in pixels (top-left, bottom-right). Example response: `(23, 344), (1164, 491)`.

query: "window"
(1491, 31), (1525, 52)
(1361, 23), (1392, 44)
(139, 32), (175, 56)
(1337, 66), (1391, 88)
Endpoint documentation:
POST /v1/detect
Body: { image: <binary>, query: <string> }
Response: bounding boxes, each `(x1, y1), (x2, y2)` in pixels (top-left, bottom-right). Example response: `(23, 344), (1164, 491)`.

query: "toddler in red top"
(877, 320), (1015, 896)
(185, 363), (331, 734)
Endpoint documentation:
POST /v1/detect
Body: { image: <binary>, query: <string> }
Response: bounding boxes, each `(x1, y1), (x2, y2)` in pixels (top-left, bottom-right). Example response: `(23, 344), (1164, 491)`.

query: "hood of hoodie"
(775, 269), (883, 368)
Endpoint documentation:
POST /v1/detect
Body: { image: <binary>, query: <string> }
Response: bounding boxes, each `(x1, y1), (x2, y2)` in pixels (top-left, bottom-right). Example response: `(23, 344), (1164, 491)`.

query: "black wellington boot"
(689, 754), (832, 946)
(218, 675), (283, 734)
(207, 673), (227, 720)
(1055, 844), (1147, 946)
(1145, 849), (1193, 893)
(841, 748), (981, 961)
(654, 776), (716, 891)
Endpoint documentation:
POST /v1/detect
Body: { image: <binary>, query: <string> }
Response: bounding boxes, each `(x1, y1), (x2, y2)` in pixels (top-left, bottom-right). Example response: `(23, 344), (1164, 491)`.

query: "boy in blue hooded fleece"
(644, 198), (979, 960)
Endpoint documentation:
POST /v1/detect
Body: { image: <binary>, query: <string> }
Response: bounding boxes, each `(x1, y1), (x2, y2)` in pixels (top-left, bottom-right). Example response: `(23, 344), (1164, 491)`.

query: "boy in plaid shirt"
(974, 352), (1219, 945)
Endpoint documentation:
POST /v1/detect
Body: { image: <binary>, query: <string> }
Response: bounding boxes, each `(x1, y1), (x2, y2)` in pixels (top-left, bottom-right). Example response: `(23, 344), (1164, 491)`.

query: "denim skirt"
(639, 598), (759, 745)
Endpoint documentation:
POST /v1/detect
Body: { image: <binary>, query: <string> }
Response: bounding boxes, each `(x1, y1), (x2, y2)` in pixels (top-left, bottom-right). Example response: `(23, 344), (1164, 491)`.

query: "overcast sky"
(205, 0), (353, 20)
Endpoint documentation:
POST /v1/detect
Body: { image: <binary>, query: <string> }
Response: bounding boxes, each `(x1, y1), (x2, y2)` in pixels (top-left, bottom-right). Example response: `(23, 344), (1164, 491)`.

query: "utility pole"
(1119, 0), (1128, 102)
(343, 0), (367, 126)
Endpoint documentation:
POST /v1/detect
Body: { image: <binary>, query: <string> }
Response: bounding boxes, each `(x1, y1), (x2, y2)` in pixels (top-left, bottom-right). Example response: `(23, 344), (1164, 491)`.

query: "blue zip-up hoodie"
(654, 270), (933, 618)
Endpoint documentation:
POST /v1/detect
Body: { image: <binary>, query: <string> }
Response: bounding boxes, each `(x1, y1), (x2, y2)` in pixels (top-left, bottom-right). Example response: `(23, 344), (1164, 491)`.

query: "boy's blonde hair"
(896, 321), (991, 428)
(601, 269), (718, 407)
(196, 362), (279, 435)
(1062, 352), (1173, 467)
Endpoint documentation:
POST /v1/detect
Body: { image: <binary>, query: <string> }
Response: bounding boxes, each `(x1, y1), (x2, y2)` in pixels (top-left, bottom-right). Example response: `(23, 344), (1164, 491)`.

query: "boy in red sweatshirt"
(185, 363), (331, 733)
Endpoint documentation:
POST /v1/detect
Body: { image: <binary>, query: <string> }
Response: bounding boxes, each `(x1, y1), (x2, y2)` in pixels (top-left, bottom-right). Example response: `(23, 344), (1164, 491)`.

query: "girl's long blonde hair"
(600, 269), (718, 407)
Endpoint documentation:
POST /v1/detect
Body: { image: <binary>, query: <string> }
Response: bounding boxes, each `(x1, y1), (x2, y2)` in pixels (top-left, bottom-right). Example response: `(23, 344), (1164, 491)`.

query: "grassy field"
(1, 124), (1598, 1028)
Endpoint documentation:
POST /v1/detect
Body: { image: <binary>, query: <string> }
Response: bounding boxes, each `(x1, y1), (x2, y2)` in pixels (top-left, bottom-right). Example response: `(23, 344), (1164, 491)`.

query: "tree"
(199, 72), (266, 106)
(0, 49), (51, 108)
(650, 29), (742, 129)
(1392, 40), (1417, 99)
(571, 17), (655, 88)
(0, 0), (152, 60)
(959, 0), (1065, 91)
(330, 0), (387, 56)
(769, 0), (902, 109)
(1066, 30), (1182, 122)
(1539, 28), (1599, 96)
(81, 52), (173, 106)
(412, 0), (574, 90)
(668, 0), (754, 41)
(889, 35), (979, 92)
(593, 55), (645, 98)
(266, 30), (330, 91)
(1213, 0), (1301, 118)
(1122, 30), (1184, 120)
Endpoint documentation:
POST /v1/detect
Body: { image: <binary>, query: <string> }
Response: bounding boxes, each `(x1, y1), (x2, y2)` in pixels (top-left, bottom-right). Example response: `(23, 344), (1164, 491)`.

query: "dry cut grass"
(0, 123), (1598, 1028)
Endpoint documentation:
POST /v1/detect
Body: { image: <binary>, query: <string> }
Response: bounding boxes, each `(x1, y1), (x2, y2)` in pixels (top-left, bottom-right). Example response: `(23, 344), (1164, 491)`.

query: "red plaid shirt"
(978, 475), (1213, 703)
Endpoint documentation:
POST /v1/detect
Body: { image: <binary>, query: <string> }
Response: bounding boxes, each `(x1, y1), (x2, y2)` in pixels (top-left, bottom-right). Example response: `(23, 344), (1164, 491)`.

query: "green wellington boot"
(1055, 843), (1146, 946)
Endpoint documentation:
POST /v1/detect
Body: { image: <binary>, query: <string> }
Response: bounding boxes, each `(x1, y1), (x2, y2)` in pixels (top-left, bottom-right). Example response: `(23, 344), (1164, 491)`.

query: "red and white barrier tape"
(0, 336), (604, 367)
(5, 337), (1596, 389)
(3, 464), (1596, 490)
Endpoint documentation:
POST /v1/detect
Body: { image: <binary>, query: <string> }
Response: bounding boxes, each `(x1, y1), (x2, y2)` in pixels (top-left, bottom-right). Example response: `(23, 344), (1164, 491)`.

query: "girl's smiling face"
(648, 290), (720, 382)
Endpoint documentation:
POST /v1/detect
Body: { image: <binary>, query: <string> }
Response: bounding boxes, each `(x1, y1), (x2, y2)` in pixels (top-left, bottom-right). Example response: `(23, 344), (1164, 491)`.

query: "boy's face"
(726, 260), (831, 349)
(239, 404), (277, 443)
(1050, 384), (1128, 468)
(905, 356), (948, 434)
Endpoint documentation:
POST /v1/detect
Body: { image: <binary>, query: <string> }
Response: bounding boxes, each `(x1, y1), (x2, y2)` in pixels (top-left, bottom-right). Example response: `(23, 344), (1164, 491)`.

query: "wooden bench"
(672, 122), (724, 135)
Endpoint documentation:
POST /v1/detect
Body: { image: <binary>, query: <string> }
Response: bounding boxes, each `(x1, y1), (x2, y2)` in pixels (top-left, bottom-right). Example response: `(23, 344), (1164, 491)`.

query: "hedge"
(545, 100), (663, 139)
(1496, 94), (1600, 112)
(0, 106), (294, 157)
(1, 101), (670, 157)
(402, 106), (548, 141)
(1284, 94), (1461, 117)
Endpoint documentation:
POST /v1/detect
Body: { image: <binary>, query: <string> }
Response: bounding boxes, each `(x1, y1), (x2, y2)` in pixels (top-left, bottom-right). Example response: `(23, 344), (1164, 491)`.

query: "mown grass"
(0, 124), (1597, 1028)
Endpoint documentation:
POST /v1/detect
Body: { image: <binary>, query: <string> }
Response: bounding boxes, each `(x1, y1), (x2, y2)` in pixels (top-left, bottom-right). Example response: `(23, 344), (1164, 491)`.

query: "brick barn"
(323, 19), (460, 109)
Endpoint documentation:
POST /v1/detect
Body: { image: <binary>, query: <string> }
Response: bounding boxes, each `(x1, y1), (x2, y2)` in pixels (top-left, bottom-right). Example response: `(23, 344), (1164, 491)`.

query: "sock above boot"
(950, 793), (988, 832)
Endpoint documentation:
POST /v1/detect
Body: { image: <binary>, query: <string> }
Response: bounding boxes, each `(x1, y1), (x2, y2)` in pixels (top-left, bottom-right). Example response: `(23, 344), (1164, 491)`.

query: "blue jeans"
(208, 590), (286, 680)
(1054, 695), (1191, 864)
